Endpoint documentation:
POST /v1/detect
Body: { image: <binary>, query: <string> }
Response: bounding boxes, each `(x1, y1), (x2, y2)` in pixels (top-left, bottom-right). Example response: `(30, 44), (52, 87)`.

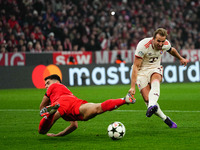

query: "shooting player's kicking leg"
(145, 73), (161, 117)
(140, 79), (177, 128)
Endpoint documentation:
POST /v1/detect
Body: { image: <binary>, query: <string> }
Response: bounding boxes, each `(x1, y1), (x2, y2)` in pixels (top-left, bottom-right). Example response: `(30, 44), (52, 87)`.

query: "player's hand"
(47, 133), (57, 137)
(180, 58), (189, 67)
(128, 88), (135, 97)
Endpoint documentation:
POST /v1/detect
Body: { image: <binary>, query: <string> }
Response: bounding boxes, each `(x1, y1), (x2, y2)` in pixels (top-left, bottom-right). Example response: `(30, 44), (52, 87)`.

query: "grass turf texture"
(0, 82), (199, 150)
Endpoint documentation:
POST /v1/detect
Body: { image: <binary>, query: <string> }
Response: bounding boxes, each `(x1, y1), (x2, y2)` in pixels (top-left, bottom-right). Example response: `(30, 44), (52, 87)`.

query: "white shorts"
(136, 66), (163, 91)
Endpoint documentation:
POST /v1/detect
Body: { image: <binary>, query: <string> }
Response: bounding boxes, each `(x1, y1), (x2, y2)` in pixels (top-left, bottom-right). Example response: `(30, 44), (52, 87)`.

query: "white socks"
(154, 103), (167, 121)
(148, 79), (160, 107)
(145, 102), (167, 121)
(145, 79), (167, 121)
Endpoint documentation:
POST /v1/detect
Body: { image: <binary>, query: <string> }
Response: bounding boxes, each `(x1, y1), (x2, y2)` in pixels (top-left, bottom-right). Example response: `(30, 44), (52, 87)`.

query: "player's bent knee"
(96, 104), (103, 114)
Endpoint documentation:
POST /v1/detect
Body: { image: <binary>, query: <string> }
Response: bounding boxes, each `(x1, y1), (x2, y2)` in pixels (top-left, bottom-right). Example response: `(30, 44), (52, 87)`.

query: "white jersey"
(135, 37), (171, 71)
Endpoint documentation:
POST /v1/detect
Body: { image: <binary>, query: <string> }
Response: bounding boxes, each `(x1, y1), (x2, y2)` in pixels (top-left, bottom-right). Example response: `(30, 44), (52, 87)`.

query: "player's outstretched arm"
(168, 47), (188, 66)
(47, 121), (78, 137)
(40, 95), (50, 110)
(129, 56), (143, 96)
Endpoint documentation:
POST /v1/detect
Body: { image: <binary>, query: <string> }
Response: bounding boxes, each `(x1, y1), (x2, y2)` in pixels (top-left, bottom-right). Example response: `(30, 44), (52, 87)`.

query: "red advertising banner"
(53, 51), (93, 65)
(0, 53), (26, 66)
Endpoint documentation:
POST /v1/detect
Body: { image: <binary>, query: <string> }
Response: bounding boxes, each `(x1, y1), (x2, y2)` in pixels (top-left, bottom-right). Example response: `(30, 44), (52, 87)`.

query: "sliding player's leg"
(38, 111), (61, 134)
(40, 102), (60, 117)
(79, 95), (135, 121)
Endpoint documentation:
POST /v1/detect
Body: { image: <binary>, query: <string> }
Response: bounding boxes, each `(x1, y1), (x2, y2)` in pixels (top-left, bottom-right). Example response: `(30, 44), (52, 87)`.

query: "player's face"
(45, 79), (54, 89)
(153, 34), (166, 50)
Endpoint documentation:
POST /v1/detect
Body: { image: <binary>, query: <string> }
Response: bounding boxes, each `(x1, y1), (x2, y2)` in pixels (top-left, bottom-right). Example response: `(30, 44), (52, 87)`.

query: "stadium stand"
(0, 0), (200, 53)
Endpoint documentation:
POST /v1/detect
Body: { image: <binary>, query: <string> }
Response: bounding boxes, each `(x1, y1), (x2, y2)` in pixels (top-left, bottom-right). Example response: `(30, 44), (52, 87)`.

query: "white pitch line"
(0, 109), (38, 112)
(0, 109), (199, 113)
(115, 110), (200, 113)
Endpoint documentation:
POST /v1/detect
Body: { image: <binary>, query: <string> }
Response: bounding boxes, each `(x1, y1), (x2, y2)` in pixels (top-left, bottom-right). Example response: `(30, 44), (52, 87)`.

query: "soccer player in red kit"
(38, 74), (135, 137)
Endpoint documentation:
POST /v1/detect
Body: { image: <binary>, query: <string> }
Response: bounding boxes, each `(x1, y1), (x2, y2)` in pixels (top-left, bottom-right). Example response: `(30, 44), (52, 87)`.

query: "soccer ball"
(107, 121), (126, 140)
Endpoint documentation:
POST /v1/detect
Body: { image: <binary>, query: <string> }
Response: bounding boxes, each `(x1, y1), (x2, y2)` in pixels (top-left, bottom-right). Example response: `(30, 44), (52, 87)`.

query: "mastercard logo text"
(32, 64), (62, 88)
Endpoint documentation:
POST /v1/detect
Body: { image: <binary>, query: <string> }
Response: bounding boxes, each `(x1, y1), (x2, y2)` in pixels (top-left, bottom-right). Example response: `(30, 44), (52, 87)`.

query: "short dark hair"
(153, 28), (168, 39)
(44, 74), (61, 83)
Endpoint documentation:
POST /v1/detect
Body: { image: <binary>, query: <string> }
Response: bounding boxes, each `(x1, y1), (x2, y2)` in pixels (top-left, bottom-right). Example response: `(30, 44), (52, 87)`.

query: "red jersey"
(46, 83), (77, 104)
(45, 82), (88, 121)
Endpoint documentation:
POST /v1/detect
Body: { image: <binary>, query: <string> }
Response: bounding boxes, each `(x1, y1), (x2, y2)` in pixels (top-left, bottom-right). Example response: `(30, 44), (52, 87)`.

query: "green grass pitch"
(0, 82), (199, 150)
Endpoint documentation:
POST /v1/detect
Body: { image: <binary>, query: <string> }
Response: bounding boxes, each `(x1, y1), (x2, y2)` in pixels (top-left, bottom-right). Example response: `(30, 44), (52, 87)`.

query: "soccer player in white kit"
(128, 28), (188, 128)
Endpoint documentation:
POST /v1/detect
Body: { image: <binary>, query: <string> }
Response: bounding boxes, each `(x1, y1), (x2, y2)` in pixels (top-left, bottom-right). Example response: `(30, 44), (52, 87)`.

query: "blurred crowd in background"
(0, 0), (200, 53)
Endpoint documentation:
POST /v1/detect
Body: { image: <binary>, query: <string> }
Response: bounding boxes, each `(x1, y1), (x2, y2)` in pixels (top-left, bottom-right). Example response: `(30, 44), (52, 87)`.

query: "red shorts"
(57, 95), (88, 121)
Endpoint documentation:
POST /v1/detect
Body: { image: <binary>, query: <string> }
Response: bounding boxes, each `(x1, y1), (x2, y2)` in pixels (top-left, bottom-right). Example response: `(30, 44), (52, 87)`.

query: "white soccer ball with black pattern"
(107, 121), (126, 140)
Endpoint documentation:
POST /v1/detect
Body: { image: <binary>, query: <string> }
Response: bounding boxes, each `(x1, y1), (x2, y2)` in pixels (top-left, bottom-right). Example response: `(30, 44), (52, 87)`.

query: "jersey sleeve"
(135, 40), (146, 59)
(44, 93), (49, 98)
(163, 40), (172, 52)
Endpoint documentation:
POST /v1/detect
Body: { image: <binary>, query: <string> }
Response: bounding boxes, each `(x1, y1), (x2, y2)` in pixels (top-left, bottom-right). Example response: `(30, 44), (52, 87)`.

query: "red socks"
(39, 114), (54, 134)
(101, 98), (125, 112)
